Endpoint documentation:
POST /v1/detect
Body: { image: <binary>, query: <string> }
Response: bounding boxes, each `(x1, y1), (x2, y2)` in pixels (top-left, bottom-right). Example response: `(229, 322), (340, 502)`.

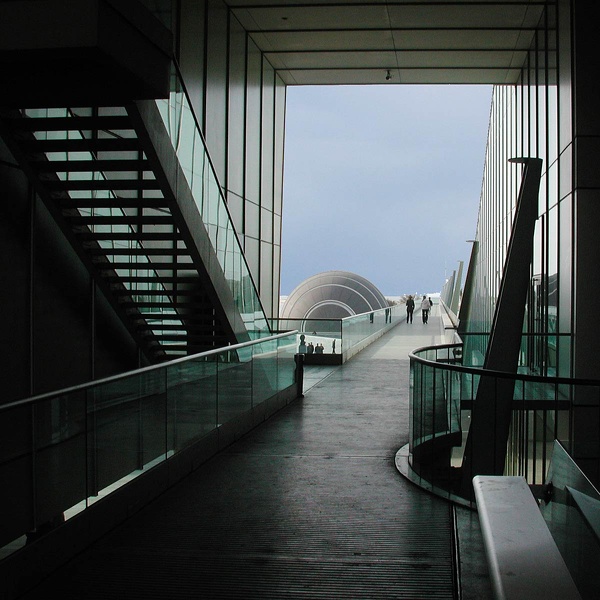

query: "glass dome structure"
(281, 271), (387, 320)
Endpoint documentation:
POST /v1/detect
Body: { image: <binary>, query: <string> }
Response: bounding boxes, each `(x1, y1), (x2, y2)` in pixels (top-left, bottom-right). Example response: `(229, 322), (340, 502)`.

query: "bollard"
(294, 353), (305, 398)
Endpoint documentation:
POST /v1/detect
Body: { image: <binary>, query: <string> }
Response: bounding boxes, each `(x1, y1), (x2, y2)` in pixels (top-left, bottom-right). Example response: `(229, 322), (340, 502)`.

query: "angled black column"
(461, 158), (542, 495)
(457, 241), (478, 335)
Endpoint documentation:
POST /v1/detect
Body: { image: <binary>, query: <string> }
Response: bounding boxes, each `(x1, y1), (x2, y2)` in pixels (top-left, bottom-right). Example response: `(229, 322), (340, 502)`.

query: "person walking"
(421, 295), (431, 324)
(406, 295), (415, 323)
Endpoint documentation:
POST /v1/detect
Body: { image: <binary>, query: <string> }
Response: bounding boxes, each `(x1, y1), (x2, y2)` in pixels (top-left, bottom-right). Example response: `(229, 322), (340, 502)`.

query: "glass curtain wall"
(173, 0), (285, 322)
(464, 2), (563, 377)
(462, 2), (576, 474)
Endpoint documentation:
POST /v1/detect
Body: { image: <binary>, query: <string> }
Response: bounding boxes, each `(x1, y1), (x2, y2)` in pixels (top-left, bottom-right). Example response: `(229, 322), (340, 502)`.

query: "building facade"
(1, 0), (599, 482)
(462, 1), (600, 483)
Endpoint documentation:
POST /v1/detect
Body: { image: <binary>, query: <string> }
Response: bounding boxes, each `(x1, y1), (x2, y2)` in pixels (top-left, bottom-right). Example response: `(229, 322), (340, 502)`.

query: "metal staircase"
(0, 104), (252, 362)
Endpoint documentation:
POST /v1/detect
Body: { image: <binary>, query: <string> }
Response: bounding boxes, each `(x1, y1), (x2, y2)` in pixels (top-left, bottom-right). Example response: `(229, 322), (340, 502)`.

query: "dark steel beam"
(461, 157), (542, 496)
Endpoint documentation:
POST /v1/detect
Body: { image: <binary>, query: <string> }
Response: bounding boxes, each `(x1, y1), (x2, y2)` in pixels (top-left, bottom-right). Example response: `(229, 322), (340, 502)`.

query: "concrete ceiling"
(227, 0), (551, 85)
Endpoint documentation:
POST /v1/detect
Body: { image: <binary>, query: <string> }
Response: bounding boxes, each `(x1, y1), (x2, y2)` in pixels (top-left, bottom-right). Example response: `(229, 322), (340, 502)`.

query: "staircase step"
(153, 345), (190, 353)
(100, 275), (198, 283)
(118, 300), (205, 308)
(153, 334), (228, 343)
(0, 105), (238, 365)
(113, 287), (203, 295)
(60, 199), (168, 209)
(65, 215), (175, 225)
(33, 159), (151, 172)
(136, 311), (215, 320)
(137, 323), (214, 331)
(77, 232), (180, 241)
(20, 138), (142, 153)
(46, 179), (160, 191)
(86, 247), (189, 256)
(93, 261), (194, 270)
(7, 115), (133, 132)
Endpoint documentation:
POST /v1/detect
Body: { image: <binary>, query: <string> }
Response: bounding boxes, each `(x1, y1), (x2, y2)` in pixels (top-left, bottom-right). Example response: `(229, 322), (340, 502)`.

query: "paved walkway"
(20, 304), (489, 599)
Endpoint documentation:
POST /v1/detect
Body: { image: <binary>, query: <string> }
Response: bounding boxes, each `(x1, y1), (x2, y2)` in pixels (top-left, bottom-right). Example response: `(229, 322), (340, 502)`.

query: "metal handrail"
(405, 341), (600, 505)
(0, 330), (298, 413)
(410, 342), (600, 387)
(275, 304), (400, 326)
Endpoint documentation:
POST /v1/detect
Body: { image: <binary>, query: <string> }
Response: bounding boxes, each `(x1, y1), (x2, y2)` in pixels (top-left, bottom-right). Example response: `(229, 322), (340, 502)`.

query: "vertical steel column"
(295, 353), (304, 398)
(28, 182), (35, 396)
(461, 158), (542, 495)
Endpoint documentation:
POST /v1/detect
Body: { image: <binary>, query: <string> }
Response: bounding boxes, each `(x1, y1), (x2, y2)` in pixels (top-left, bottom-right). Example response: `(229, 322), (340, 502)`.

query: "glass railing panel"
(541, 441), (600, 599)
(86, 368), (168, 503)
(344, 305), (405, 352)
(277, 335), (298, 391)
(34, 392), (87, 531)
(341, 312), (370, 351)
(442, 368), (459, 434)
(217, 348), (253, 425)
(409, 359), (419, 454)
(252, 337), (279, 407)
(0, 403), (34, 554)
(166, 358), (218, 452)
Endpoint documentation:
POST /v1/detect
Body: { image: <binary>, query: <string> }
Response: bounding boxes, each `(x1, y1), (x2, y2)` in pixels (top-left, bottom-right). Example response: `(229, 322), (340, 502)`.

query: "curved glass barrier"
(407, 343), (600, 507)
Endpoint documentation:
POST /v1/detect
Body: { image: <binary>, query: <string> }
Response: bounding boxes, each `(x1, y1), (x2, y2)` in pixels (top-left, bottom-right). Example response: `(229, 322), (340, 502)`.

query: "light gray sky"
(280, 84), (493, 297)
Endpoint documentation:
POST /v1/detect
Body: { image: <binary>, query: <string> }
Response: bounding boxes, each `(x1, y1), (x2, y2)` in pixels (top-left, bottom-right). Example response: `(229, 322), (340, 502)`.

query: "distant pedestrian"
(421, 295), (431, 324)
(406, 295), (415, 323)
(307, 342), (314, 354)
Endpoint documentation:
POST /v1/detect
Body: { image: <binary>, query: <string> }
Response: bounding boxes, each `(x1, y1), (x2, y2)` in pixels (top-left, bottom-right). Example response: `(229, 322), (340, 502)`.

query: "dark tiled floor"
(19, 308), (491, 599)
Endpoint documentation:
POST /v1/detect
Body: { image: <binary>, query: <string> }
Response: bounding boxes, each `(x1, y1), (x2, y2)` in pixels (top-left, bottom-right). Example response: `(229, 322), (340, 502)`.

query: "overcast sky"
(280, 84), (493, 297)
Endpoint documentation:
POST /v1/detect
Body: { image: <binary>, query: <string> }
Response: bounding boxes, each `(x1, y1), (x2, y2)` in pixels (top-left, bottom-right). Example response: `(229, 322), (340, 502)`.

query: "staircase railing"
(156, 61), (270, 338)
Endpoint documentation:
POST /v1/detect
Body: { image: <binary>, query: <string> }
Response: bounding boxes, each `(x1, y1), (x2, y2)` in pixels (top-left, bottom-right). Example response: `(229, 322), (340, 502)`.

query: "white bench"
(472, 475), (582, 600)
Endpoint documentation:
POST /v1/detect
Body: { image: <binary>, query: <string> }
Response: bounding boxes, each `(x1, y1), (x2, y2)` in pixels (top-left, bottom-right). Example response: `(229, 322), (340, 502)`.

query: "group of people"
(298, 334), (326, 354)
(307, 342), (325, 354)
(405, 294), (433, 324)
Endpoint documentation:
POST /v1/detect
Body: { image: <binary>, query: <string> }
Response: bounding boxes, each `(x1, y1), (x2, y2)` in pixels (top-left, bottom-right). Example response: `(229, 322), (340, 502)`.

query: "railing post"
(295, 353), (305, 398)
